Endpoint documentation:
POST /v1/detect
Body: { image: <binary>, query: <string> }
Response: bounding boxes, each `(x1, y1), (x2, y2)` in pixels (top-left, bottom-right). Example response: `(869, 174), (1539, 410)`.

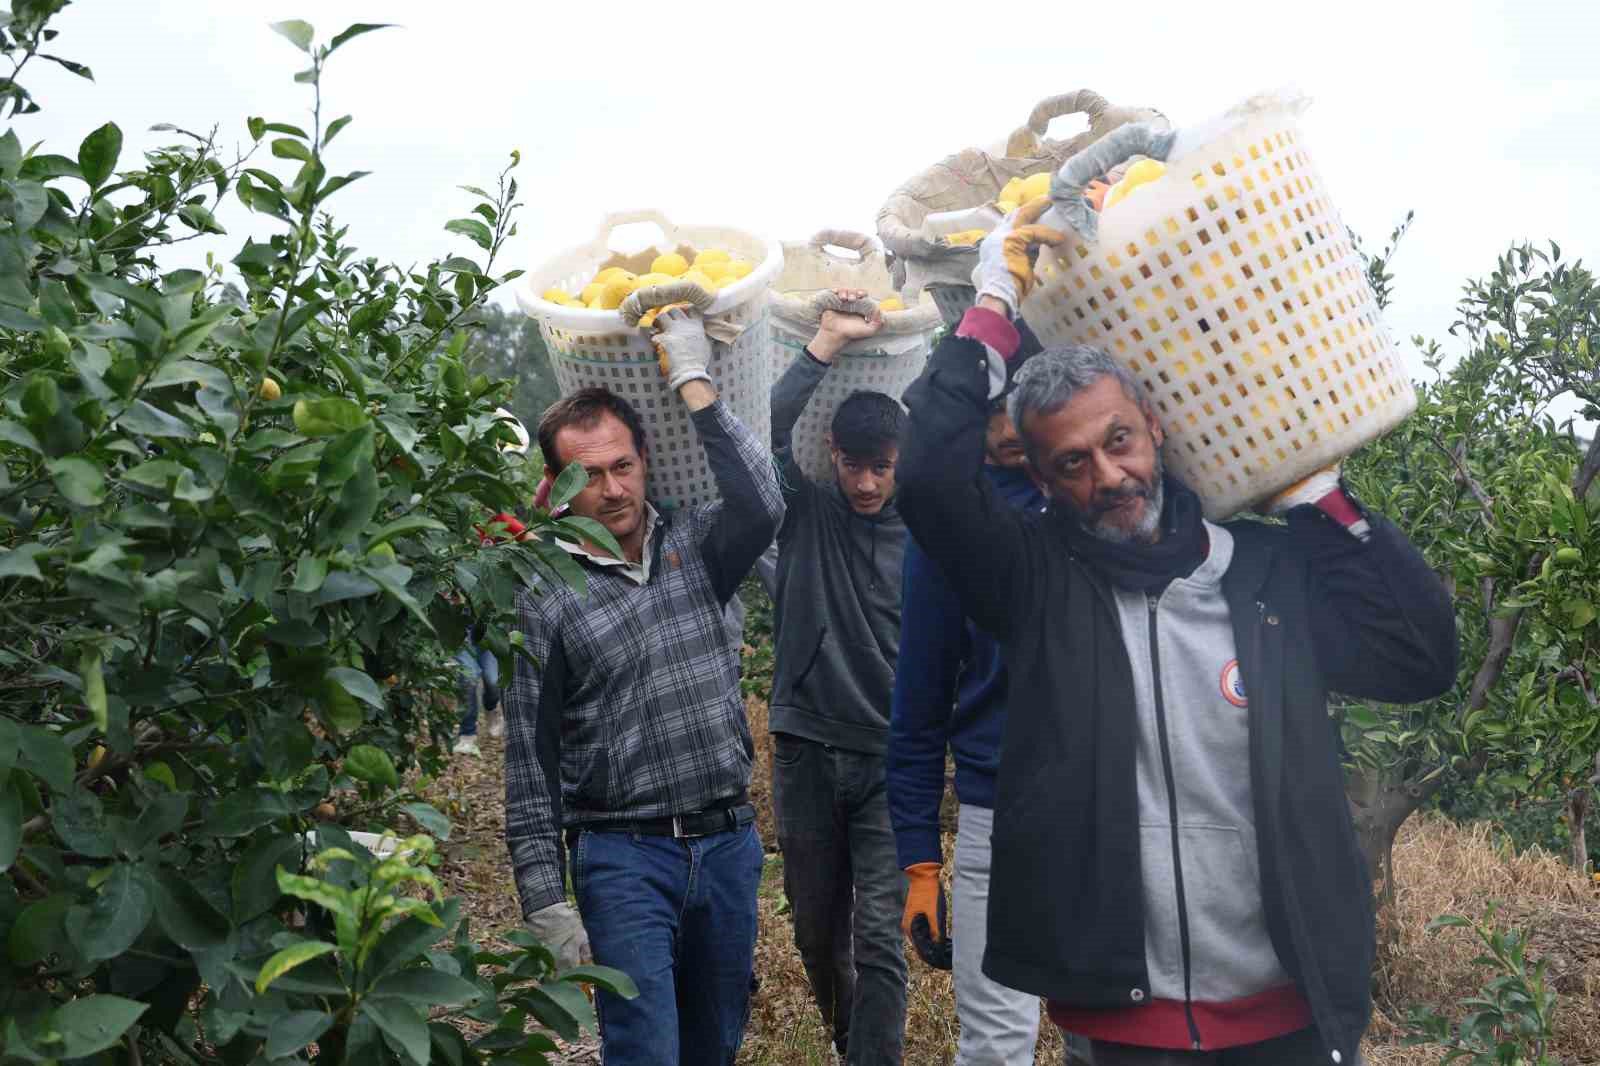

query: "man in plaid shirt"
(504, 307), (784, 1065)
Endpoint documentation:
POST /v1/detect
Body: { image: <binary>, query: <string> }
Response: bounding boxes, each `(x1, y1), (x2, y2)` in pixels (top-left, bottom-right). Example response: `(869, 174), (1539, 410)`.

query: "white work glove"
(971, 197), (1068, 317)
(646, 305), (714, 392)
(526, 900), (592, 970)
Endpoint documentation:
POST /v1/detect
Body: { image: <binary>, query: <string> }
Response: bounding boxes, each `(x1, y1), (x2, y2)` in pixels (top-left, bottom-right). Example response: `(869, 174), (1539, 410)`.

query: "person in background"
(888, 380), (1092, 1066)
(892, 200), (1458, 1066)
(767, 289), (910, 1065)
(503, 306), (783, 1066)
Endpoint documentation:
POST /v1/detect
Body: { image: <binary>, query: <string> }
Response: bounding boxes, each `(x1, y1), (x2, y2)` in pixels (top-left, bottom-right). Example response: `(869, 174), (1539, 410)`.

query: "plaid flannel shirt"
(504, 399), (784, 916)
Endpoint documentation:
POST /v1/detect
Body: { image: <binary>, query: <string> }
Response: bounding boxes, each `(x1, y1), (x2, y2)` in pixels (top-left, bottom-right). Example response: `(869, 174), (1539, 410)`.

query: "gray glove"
(648, 306), (714, 392)
(526, 900), (591, 970)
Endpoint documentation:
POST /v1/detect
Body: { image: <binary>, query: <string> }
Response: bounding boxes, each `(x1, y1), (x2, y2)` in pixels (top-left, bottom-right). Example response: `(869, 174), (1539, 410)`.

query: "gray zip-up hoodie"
(1108, 522), (1291, 1004)
(767, 352), (906, 755)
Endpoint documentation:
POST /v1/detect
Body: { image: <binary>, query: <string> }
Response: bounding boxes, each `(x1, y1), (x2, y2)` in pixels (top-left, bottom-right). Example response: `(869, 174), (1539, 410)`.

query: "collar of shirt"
(555, 503), (659, 585)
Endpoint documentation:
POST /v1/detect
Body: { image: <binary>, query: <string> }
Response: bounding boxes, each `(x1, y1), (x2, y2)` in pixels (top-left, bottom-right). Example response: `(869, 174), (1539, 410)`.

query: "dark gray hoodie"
(767, 352), (907, 755)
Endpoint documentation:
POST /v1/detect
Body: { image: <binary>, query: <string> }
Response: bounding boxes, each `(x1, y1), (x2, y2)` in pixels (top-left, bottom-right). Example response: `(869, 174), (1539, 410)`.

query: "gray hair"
(1006, 345), (1147, 455)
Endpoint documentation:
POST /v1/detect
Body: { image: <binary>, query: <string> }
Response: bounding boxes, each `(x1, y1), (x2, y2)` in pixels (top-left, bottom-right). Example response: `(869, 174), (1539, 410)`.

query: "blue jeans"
(573, 823), (764, 1065)
(453, 642), (498, 736)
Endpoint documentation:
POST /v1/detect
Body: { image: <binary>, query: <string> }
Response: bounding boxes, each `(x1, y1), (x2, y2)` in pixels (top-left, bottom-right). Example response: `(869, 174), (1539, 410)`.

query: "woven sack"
(875, 90), (1166, 319)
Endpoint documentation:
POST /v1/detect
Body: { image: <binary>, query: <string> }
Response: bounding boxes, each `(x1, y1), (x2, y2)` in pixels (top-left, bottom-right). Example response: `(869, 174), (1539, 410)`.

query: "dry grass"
(427, 703), (1600, 1065)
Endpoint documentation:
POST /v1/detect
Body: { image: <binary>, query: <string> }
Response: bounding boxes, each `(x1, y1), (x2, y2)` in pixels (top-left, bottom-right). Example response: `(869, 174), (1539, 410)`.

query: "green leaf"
(317, 422), (376, 490)
(70, 863), (155, 962)
(557, 964), (640, 999)
(370, 968), (483, 1007)
(362, 997), (431, 1066)
(48, 457), (105, 506)
(45, 994), (148, 1059)
(292, 552), (328, 593)
(399, 802), (451, 842)
(82, 272), (164, 321)
(176, 203), (225, 234)
(266, 1010), (335, 1060)
(52, 786), (116, 858)
(323, 114), (353, 147)
(555, 515), (622, 560)
(377, 415), (419, 456)
(277, 868), (355, 920)
(520, 983), (592, 1041)
(149, 358), (233, 393)
(0, 543), (45, 581)
(8, 892), (70, 964)
(444, 218), (493, 251)
(344, 744), (399, 789)
(233, 834), (302, 922)
(329, 22), (394, 53)
(256, 939), (339, 994)
(293, 396), (368, 436)
(79, 647), (107, 732)
(271, 137), (313, 162)
(321, 462), (380, 549)
(203, 787), (304, 837)
(0, 419), (44, 455)
(271, 19), (316, 52)
(328, 666), (384, 711)
(77, 122), (122, 191)
(17, 725), (73, 794)
(155, 869), (232, 950)
(549, 462), (588, 509)
(117, 399), (196, 439)
(366, 515), (446, 550)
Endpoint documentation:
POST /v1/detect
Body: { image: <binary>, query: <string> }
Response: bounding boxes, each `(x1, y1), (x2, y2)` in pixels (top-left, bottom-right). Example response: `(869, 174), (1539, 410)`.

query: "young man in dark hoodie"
(893, 202), (1457, 1065)
(768, 289), (910, 1066)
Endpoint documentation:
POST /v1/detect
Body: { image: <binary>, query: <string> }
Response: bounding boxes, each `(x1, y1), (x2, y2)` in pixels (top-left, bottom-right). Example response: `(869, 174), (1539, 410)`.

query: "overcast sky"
(16, 0), (1600, 381)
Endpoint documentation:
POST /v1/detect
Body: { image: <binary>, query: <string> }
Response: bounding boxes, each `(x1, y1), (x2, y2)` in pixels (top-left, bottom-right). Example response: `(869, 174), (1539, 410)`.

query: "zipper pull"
(1147, 593), (1159, 614)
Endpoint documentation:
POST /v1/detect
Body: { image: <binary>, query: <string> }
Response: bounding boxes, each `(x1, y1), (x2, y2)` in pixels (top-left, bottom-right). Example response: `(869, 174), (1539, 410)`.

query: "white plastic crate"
(515, 210), (783, 511)
(764, 230), (942, 481)
(1024, 104), (1415, 520)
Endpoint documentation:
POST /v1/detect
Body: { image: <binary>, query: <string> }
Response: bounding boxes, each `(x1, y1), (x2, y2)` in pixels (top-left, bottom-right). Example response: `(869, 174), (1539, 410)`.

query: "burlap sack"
(876, 90), (1169, 297)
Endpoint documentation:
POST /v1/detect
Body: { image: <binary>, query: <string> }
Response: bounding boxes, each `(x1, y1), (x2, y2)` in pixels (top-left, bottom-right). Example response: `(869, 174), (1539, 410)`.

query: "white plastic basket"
(1023, 105), (1415, 520)
(764, 230), (942, 481)
(515, 210), (783, 511)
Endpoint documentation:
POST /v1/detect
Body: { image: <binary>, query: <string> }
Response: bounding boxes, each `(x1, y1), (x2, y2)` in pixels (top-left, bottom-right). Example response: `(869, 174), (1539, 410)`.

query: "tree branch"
(1573, 430), (1600, 500)
(1432, 433), (1494, 516)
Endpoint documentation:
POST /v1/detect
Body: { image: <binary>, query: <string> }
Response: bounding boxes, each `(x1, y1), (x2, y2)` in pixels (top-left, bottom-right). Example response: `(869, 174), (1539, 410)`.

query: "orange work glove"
(901, 862), (952, 970)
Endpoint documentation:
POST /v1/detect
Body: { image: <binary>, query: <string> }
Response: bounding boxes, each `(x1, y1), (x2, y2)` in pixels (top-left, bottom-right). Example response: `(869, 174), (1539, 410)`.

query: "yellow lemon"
(1020, 171), (1052, 202)
(257, 377), (282, 401)
(1103, 159), (1166, 211)
(580, 281), (605, 304)
(723, 259), (754, 280)
(650, 252), (690, 276)
(594, 266), (634, 284)
(692, 248), (732, 269)
(999, 176), (1026, 204)
(995, 199), (1019, 215)
(879, 296), (905, 312)
(680, 269), (716, 291)
(942, 229), (987, 247)
(596, 278), (635, 310)
(542, 287), (574, 304)
(699, 260), (733, 282)
(585, 296), (606, 310)
(634, 272), (677, 289)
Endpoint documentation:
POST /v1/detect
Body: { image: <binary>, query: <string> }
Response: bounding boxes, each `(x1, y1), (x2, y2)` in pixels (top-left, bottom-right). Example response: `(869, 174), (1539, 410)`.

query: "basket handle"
(1005, 90), (1111, 158)
(594, 208), (680, 251)
(808, 228), (882, 263)
(1048, 122), (1178, 243)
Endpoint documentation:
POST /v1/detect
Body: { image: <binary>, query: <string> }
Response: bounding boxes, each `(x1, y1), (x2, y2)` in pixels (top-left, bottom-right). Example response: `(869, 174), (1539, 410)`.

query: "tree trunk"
(1568, 784), (1591, 873)
(1345, 766), (1431, 914)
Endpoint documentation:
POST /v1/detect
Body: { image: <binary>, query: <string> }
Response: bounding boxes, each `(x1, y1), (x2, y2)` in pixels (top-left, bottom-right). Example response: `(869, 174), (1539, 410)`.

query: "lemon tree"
(0, 5), (627, 1063)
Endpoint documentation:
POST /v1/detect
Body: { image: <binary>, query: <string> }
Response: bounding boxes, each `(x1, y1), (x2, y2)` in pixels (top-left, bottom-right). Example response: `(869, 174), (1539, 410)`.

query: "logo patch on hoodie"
(1220, 659), (1247, 708)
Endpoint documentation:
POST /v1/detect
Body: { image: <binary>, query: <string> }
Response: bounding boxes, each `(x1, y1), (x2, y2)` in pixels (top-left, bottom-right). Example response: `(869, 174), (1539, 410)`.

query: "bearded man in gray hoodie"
(767, 289), (910, 1066)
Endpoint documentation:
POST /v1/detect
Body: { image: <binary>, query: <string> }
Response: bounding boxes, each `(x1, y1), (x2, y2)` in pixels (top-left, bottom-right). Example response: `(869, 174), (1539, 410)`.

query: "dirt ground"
(425, 699), (1600, 1065)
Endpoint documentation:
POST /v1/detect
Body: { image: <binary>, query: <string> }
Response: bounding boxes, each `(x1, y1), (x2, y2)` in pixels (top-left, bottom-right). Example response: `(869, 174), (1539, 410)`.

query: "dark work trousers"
(772, 732), (909, 1065)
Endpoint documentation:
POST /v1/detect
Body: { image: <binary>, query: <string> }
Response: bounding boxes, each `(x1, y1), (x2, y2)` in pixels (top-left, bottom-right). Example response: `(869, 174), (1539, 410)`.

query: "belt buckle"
(672, 814), (686, 839)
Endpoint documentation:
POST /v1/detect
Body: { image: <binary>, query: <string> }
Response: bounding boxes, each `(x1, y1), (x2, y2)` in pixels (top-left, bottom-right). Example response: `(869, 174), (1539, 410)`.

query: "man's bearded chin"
(1072, 450), (1166, 545)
